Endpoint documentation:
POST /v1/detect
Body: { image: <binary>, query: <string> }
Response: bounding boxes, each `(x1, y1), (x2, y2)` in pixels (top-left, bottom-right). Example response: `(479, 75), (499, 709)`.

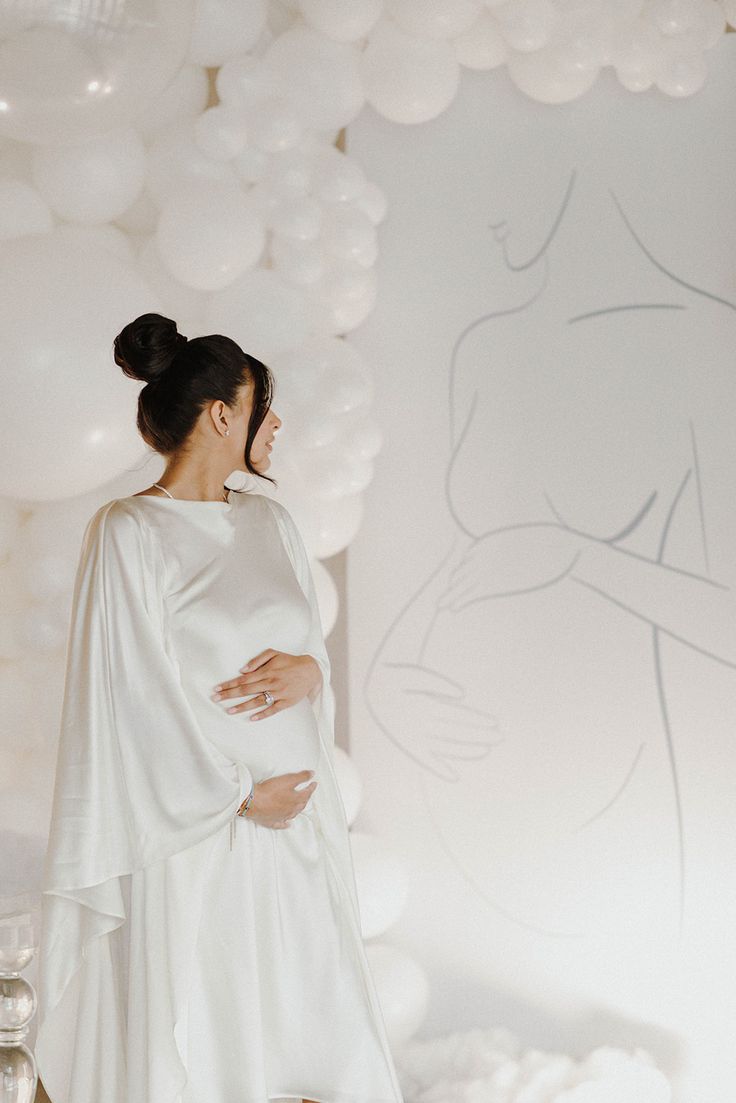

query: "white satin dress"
(35, 485), (404, 1103)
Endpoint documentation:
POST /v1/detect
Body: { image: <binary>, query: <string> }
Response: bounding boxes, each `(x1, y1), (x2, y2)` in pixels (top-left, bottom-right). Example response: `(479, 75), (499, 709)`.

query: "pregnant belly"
(199, 694), (321, 782)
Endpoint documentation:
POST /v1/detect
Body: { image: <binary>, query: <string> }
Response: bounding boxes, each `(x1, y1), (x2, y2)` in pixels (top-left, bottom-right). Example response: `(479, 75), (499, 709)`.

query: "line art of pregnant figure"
(365, 168), (736, 941)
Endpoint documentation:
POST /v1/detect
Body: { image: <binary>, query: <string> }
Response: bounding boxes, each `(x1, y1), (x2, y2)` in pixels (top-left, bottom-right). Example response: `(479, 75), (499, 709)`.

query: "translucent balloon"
(246, 97), (304, 153)
(232, 144), (269, 184)
(386, 0), (483, 39)
(0, 2), (195, 146)
(0, 497), (23, 560)
(215, 55), (277, 110)
(654, 39), (708, 97)
(320, 205), (377, 265)
(361, 18), (460, 124)
(0, 230), (160, 500)
(31, 127), (146, 224)
(53, 223), (135, 264)
(0, 138), (33, 181)
(298, 0), (383, 42)
(0, 180), (52, 241)
(263, 26), (365, 131)
(612, 18), (662, 92)
(137, 236), (208, 323)
(309, 144), (368, 203)
(205, 266), (314, 361)
(308, 257), (377, 332)
(507, 43), (601, 103)
(363, 943), (430, 1046)
(455, 11), (509, 70)
(270, 234), (325, 285)
(115, 189), (160, 236)
(349, 832), (409, 938)
(193, 104), (249, 162)
(269, 194), (323, 241)
(133, 63), (209, 142)
(312, 491), (365, 556)
(264, 147), (314, 198)
(155, 180), (265, 290)
(353, 180), (388, 225)
(188, 0), (267, 67)
(146, 117), (238, 207)
(494, 0), (559, 52)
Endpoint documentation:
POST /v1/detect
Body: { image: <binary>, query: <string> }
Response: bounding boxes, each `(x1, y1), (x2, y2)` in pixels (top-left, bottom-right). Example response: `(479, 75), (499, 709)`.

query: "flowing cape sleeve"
(36, 500), (252, 1102)
(263, 496), (405, 1102)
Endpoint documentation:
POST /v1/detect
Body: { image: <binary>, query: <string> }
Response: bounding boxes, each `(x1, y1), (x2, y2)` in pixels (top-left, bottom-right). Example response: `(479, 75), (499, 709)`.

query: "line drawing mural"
(364, 168), (736, 943)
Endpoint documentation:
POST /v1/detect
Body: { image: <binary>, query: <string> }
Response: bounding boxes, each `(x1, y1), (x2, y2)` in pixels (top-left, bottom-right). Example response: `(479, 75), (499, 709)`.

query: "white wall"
(346, 39), (736, 1103)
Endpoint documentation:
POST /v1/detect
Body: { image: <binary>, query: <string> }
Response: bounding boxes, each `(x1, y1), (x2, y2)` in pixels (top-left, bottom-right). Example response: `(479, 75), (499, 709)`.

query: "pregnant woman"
(35, 313), (404, 1103)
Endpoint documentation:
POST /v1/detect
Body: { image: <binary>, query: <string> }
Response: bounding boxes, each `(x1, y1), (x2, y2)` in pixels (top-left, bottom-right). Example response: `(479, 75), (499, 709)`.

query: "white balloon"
(215, 55), (277, 110)
(319, 204), (377, 265)
(146, 117), (238, 208)
(156, 181), (265, 290)
(386, 0), (483, 39)
(137, 236), (208, 323)
(264, 147), (314, 198)
(654, 39), (708, 96)
(349, 831), (409, 938)
(269, 194), (323, 241)
(53, 223), (135, 263)
(309, 144), (368, 203)
(263, 26), (365, 131)
(0, 181), (53, 241)
(232, 144), (269, 184)
(647, 0), (705, 36)
(0, 230), (161, 500)
(353, 180), (388, 225)
(308, 257), (378, 333)
(206, 266), (313, 361)
(0, 139), (33, 182)
(194, 104), (249, 161)
(0, 498), (23, 559)
(312, 491), (365, 556)
(507, 44), (600, 103)
(298, 0), (383, 42)
(361, 17), (460, 124)
(0, 5), (195, 146)
(188, 0), (267, 67)
(31, 128), (146, 225)
(246, 97), (304, 153)
(455, 11), (509, 69)
(133, 63), (209, 143)
(612, 18), (662, 92)
(363, 943), (430, 1046)
(270, 234), (325, 285)
(494, 0), (558, 52)
(115, 188), (160, 236)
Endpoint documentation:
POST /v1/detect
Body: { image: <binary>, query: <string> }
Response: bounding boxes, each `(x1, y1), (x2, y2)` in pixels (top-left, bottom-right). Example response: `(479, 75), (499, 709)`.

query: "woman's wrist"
(236, 781), (255, 817)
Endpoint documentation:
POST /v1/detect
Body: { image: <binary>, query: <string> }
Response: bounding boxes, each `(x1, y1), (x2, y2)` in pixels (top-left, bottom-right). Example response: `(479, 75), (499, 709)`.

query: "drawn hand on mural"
(365, 659), (500, 783)
(437, 523), (584, 613)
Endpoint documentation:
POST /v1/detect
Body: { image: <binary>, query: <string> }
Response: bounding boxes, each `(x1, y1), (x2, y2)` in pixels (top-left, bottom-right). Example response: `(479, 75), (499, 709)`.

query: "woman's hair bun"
(113, 312), (188, 384)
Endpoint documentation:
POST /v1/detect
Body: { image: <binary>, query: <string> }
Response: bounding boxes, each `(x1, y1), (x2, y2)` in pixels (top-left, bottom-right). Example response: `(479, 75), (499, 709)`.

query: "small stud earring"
(225, 429), (230, 436)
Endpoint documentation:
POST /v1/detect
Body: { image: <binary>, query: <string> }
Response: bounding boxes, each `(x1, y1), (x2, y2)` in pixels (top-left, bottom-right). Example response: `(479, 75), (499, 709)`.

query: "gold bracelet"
(237, 783), (255, 817)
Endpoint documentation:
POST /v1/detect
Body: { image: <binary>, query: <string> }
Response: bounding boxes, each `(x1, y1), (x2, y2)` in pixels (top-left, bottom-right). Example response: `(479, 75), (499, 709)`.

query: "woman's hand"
(244, 770), (318, 829)
(437, 523), (585, 613)
(211, 649), (321, 720)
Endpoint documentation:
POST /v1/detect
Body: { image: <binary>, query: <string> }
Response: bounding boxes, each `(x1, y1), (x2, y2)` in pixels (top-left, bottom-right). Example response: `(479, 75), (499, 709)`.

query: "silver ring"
(263, 691), (274, 707)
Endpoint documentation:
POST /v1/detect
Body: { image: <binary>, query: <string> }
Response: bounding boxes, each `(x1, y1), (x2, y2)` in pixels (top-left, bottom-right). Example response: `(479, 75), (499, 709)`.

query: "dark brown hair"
(113, 312), (276, 487)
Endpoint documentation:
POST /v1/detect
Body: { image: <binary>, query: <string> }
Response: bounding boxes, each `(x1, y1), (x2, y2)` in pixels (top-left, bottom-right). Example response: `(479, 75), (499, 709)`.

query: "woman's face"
(233, 377), (281, 472)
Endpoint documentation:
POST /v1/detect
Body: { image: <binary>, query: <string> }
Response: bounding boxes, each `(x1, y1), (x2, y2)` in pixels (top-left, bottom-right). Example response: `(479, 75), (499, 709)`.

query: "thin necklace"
(152, 482), (229, 503)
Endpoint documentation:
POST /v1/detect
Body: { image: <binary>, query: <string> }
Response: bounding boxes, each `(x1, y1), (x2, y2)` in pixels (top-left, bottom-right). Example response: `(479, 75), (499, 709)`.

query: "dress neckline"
(123, 492), (233, 508)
